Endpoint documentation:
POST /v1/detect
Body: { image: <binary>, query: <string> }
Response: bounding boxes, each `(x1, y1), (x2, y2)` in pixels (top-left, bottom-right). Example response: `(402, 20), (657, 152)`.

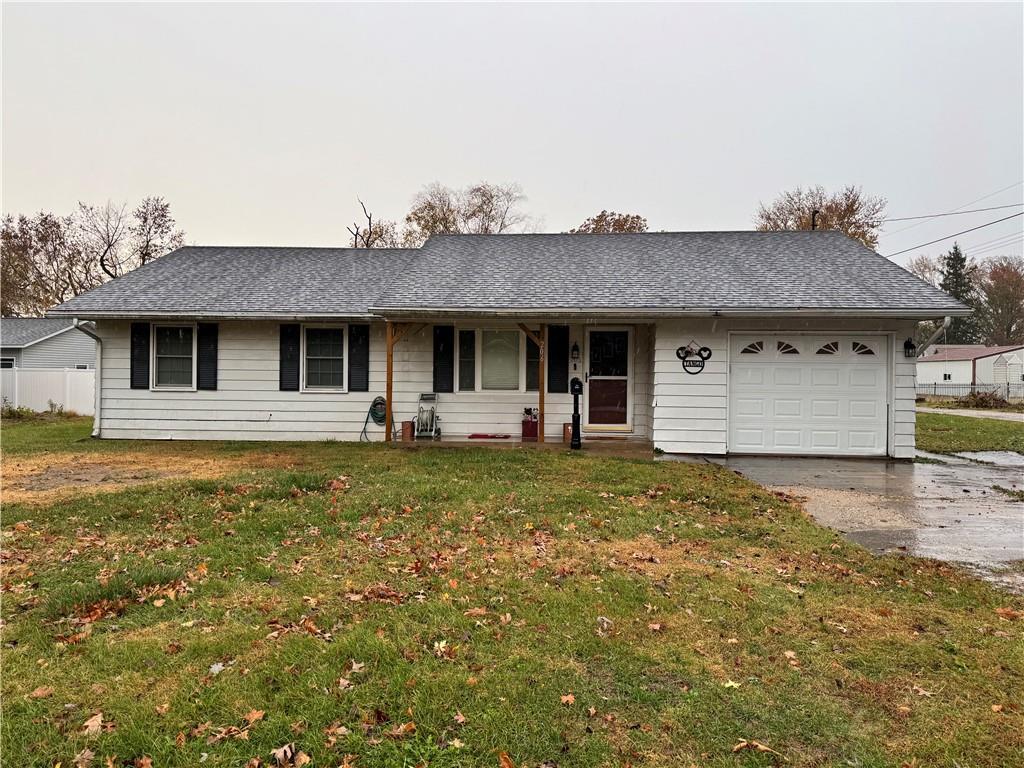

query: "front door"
(585, 328), (632, 430)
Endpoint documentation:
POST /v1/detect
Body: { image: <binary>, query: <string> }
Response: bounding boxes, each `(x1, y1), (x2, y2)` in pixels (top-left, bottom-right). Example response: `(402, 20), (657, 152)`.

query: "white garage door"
(729, 334), (889, 456)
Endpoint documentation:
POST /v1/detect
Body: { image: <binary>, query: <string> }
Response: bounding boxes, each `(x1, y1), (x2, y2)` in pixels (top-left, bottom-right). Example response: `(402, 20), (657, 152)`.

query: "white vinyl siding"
(915, 359), (973, 385)
(94, 320), (653, 442)
(8, 329), (96, 369)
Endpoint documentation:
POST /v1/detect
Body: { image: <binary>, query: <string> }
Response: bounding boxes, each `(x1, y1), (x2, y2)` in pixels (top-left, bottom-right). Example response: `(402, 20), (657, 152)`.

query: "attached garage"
(728, 334), (889, 456)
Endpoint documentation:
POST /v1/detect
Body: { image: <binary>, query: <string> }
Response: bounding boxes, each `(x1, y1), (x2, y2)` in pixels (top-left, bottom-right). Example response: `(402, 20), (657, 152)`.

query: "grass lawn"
(916, 411), (1024, 454)
(2, 418), (1022, 767)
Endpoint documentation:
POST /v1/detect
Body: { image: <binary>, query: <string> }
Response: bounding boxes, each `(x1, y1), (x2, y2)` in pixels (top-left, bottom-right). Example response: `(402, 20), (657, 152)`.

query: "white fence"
(0, 368), (95, 415)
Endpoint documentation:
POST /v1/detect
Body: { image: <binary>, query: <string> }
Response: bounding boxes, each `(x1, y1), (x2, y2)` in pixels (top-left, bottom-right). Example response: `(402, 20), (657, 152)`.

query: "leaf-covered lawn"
(916, 411), (1024, 454)
(1, 420), (1022, 767)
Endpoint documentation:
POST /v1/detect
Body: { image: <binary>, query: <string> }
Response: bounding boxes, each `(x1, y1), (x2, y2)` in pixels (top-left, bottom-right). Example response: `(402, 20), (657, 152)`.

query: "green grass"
(916, 412), (1024, 454)
(2, 420), (1022, 767)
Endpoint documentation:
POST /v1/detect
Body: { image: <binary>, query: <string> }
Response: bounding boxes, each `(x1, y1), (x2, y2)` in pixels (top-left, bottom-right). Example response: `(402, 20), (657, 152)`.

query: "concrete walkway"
(709, 454), (1024, 592)
(918, 406), (1023, 422)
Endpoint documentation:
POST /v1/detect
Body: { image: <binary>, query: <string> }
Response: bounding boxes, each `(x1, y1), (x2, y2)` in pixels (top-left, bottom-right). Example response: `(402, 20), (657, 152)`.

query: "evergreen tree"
(938, 243), (980, 343)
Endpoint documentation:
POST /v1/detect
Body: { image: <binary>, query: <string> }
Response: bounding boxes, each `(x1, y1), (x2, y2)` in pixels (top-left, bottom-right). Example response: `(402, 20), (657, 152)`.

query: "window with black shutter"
(546, 325), (570, 393)
(433, 325), (454, 393)
(197, 323), (218, 390)
(279, 324), (300, 391)
(348, 324), (370, 392)
(130, 322), (150, 389)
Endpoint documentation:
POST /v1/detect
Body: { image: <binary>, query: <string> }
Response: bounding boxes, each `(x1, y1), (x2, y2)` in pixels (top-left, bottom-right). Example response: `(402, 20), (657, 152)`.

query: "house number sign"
(676, 343), (712, 375)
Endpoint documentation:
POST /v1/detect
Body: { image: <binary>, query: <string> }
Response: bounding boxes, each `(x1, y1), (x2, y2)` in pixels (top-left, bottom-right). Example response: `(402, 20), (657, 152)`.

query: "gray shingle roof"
(372, 231), (967, 315)
(49, 247), (420, 318)
(0, 317), (79, 348)
(48, 232), (968, 319)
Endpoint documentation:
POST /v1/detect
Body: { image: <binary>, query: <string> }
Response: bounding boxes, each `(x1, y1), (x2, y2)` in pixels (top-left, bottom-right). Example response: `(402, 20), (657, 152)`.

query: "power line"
(967, 232), (1023, 258)
(885, 212), (1024, 258)
(884, 203), (1023, 222)
(884, 180), (1023, 236)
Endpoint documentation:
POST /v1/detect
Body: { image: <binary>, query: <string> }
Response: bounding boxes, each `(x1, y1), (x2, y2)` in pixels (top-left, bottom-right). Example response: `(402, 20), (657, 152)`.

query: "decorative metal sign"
(676, 342), (712, 375)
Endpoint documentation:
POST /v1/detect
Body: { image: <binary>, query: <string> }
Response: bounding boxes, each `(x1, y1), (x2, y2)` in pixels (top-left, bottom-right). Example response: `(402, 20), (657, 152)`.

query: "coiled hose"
(361, 396), (393, 442)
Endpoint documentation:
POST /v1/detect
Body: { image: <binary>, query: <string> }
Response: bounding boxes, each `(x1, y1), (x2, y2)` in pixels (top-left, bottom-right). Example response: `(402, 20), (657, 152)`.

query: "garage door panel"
(729, 334), (888, 456)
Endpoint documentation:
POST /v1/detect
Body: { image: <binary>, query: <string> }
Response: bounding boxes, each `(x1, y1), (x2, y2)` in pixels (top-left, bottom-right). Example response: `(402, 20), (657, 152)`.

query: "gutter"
(72, 319), (102, 437)
(916, 316), (952, 360)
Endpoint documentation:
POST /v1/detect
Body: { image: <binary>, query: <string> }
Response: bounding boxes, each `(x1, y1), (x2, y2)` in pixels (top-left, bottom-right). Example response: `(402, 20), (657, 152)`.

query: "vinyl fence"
(0, 367), (95, 415)
(916, 382), (1024, 401)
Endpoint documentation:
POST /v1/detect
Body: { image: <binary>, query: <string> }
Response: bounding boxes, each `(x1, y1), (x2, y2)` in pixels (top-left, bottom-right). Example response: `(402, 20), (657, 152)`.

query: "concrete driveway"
(710, 453), (1024, 591)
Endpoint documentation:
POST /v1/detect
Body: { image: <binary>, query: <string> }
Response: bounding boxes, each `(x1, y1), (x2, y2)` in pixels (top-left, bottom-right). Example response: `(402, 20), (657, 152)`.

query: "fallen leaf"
(135, 758), (153, 768)
(648, 622), (663, 632)
(498, 752), (516, 768)
(155, 703), (170, 715)
(29, 686), (54, 699)
(244, 709), (265, 725)
(722, 680), (741, 689)
(73, 748), (95, 768)
(337, 677), (352, 690)
(992, 704), (1004, 713)
(560, 693), (575, 705)
(733, 739), (786, 759)
(464, 607), (488, 617)
(271, 743), (296, 765)
(450, 738), (465, 748)
(453, 711), (467, 725)
(209, 662), (225, 676)
(82, 712), (103, 737)
(293, 753), (311, 767)
(995, 607), (1023, 621)
(153, 599), (166, 607)
(912, 685), (935, 697)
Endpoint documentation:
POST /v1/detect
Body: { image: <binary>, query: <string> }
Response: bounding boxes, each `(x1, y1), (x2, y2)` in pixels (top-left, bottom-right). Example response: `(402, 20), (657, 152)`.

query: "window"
(816, 341), (840, 355)
(153, 325), (195, 388)
(481, 330), (520, 390)
(852, 341), (875, 355)
(75, 364), (89, 370)
(943, 373), (952, 381)
(777, 341), (800, 355)
(458, 330), (476, 391)
(0, 358), (14, 369)
(303, 326), (345, 390)
(740, 341), (763, 354)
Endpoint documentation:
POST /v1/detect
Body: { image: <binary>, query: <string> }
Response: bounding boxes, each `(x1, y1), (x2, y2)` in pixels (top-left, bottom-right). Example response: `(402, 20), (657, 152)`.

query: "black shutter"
(348, 324), (370, 392)
(279, 323), (300, 391)
(197, 323), (218, 390)
(547, 325), (570, 393)
(433, 325), (454, 393)
(130, 322), (150, 389)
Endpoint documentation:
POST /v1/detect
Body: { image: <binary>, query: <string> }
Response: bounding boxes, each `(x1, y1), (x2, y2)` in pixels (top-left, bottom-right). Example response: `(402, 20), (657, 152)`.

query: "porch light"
(570, 341), (580, 369)
(904, 338), (917, 358)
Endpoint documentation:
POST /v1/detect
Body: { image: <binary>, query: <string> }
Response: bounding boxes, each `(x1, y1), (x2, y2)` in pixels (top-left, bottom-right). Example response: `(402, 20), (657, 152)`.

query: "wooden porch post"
(385, 321), (394, 443)
(518, 323), (546, 444)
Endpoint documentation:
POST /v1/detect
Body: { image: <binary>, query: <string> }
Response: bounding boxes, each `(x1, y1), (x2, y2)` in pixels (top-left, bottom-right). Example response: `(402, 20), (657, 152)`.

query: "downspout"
(916, 316), (952, 359)
(73, 319), (102, 437)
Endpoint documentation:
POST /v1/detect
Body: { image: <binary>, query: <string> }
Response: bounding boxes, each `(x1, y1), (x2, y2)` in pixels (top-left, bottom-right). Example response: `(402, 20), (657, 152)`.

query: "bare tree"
(78, 201), (129, 279)
(346, 199), (405, 248)
(130, 196), (185, 266)
(906, 254), (942, 287)
(755, 185), (887, 250)
(569, 210), (648, 234)
(404, 181), (528, 244)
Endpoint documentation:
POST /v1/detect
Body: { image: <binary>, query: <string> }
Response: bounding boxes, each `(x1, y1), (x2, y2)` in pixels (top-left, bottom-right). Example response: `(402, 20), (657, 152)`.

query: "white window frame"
(150, 322), (197, 391)
(455, 327), (541, 394)
(300, 323), (348, 393)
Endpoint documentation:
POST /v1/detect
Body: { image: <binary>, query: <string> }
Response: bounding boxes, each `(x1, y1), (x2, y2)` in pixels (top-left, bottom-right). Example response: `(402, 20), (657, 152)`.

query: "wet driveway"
(709, 453), (1024, 591)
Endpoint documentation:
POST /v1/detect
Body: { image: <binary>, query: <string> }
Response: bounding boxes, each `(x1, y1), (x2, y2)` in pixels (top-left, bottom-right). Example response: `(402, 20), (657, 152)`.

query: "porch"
(381, 319), (656, 445)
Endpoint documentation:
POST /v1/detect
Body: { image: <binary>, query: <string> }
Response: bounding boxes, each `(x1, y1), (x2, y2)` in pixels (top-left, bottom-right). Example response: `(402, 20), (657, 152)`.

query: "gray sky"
(3, 2), (1022, 265)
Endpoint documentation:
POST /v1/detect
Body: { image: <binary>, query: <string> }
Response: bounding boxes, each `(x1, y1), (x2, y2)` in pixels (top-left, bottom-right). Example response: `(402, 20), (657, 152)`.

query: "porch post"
(385, 321), (394, 443)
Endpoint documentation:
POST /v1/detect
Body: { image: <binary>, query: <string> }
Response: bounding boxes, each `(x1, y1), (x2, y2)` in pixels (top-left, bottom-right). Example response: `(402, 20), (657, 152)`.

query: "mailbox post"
(569, 376), (583, 449)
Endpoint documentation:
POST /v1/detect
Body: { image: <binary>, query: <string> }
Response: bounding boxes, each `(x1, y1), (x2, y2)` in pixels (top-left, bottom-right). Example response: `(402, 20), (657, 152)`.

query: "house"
(48, 231), (967, 458)
(0, 318), (96, 369)
(916, 344), (1024, 385)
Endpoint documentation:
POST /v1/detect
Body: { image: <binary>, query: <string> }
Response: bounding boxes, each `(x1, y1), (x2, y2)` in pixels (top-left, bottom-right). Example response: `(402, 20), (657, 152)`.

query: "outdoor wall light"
(570, 342), (580, 369)
(904, 338), (917, 358)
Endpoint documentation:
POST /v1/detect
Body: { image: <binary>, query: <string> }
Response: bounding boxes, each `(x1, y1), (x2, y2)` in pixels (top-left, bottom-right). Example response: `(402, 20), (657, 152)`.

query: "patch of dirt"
(1, 450), (301, 505)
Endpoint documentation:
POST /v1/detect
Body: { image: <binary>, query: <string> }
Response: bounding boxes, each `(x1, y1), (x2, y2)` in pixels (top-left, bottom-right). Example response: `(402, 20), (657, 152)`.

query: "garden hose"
(361, 396), (393, 442)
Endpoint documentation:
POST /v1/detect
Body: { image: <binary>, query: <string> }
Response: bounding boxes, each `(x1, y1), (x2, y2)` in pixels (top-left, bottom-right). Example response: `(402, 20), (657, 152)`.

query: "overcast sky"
(3, 2), (1022, 265)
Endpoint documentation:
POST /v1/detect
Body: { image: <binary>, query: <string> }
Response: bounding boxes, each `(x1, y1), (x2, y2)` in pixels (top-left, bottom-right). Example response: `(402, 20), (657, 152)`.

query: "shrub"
(955, 390), (1011, 409)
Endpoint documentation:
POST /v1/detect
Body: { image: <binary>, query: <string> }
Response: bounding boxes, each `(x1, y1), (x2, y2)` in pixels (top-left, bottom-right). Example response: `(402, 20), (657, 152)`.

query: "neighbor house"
(48, 231), (967, 458)
(916, 344), (1024, 386)
(0, 318), (96, 369)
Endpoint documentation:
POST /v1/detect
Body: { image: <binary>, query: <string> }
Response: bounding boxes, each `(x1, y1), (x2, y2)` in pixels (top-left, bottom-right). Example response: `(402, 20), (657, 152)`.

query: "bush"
(1, 398), (36, 420)
(954, 390), (1011, 409)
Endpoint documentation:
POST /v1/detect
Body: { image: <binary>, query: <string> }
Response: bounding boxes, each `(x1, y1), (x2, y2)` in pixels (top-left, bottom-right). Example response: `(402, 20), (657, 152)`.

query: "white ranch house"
(49, 231), (968, 458)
